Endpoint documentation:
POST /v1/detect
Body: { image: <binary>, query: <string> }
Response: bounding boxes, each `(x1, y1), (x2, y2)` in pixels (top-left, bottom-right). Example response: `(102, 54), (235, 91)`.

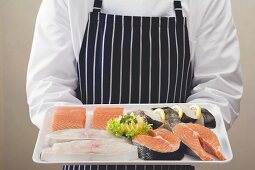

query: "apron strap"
(93, 0), (102, 12)
(93, 0), (184, 18)
(174, 0), (184, 19)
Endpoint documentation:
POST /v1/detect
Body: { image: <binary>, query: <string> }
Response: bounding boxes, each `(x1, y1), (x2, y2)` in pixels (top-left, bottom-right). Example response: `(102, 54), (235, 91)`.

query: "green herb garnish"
(106, 113), (152, 139)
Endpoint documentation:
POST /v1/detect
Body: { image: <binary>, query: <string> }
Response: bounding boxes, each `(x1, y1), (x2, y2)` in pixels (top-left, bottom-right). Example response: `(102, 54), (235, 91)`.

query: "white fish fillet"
(46, 129), (127, 146)
(41, 140), (138, 161)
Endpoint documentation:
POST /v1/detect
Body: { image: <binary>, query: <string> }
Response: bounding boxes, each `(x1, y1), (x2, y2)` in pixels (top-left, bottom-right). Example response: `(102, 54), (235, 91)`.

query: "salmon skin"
(92, 107), (124, 129)
(133, 129), (185, 160)
(51, 107), (86, 132)
(152, 106), (216, 129)
(172, 123), (225, 161)
(201, 109), (216, 128)
(159, 107), (181, 131)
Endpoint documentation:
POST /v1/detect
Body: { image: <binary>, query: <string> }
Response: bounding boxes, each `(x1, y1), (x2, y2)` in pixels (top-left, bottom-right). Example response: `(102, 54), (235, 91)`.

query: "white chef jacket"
(26, 0), (243, 130)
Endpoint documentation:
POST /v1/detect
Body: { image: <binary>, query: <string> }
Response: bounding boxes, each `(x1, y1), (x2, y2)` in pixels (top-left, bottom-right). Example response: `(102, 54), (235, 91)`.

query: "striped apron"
(65, 0), (194, 169)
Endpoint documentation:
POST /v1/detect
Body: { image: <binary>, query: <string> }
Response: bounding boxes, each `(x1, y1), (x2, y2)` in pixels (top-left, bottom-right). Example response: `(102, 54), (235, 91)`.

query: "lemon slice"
(189, 104), (202, 120)
(153, 109), (166, 124)
(171, 105), (184, 118)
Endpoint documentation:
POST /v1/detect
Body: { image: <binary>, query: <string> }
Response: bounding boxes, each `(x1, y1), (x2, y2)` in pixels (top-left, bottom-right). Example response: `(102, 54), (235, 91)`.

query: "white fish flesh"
(41, 140), (138, 161)
(46, 129), (127, 146)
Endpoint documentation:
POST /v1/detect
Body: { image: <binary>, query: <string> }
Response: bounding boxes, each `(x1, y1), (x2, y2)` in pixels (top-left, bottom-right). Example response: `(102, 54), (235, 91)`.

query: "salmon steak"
(172, 123), (225, 161)
(186, 123), (226, 160)
(133, 129), (184, 160)
(149, 129), (181, 151)
(51, 107), (86, 132)
(92, 107), (124, 129)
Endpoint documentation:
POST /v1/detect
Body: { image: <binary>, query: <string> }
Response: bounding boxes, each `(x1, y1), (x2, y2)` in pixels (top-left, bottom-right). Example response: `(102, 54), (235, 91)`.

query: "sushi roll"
(133, 129), (185, 160)
(127, 110), (163, 129)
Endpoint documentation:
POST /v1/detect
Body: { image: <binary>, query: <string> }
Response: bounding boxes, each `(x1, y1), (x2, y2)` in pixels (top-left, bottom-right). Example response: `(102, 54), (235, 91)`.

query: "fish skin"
(163, 108), (181, 131)
(132, 129), (184, 160)
(201, 109), (216, 128)
(134, 143), (184, 160)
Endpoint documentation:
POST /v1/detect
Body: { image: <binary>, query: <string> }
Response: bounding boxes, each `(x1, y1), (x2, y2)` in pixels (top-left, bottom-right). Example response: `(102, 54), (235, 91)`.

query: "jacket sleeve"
(187, 0), (243, 129)
(26, 0), (83, 129)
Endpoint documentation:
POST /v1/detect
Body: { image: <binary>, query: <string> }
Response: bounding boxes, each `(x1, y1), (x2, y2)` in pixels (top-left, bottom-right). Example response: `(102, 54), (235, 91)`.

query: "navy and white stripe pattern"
(73, 0), (194, 169)
(77, 0), (193, 105)
(63, 165), (194, 170)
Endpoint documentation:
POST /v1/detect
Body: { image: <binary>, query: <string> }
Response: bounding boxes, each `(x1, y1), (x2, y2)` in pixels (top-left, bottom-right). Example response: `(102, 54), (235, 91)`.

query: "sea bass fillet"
(41, 140), (138, 161)
(46, 129), (127, 146)
(172, 123), (225, 161)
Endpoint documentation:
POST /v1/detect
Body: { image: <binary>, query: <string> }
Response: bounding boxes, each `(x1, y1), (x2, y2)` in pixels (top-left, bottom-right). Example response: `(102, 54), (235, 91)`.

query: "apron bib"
(68, 0), (194, 169)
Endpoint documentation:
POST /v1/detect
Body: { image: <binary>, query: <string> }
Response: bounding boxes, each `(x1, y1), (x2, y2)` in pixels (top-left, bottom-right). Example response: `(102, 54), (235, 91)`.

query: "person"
(26, 0), (243, 170)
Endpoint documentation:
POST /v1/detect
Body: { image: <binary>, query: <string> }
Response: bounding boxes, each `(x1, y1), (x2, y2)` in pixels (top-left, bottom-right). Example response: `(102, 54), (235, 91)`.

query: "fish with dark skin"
(127, 110), (163, 129)
(163, 107), (182, 131)
(153, 106), (217, 129)
(201, 108), (216, 128)
(133, 129), (185, 160)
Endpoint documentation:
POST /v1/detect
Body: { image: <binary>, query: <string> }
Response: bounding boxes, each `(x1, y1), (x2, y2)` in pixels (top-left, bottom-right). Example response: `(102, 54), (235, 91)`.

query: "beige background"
(1, 0), (4, 168)
(0, 0), (255, 170)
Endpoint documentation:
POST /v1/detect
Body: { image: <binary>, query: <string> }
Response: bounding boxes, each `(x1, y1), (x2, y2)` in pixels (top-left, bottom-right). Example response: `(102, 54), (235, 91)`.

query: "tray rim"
(32, 103), (233, 165)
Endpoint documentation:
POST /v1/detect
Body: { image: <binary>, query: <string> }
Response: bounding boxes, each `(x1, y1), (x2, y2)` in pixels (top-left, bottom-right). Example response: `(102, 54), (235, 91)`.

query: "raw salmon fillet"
(149, 129), (181, 151)
(134, 129), (181, 153)
(186, 123), (226, 160)
(134, 135), (173, 153)
(133, 129), (184, 160)
(92, 107), (123, 129)
(172, 123), (225, 161)
(51, 107), (86, 132)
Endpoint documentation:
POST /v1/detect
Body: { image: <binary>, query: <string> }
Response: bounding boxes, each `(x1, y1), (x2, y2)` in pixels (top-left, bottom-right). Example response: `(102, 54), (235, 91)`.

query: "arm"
(187, 0), (243, 129)
(26, 0), (82, 129)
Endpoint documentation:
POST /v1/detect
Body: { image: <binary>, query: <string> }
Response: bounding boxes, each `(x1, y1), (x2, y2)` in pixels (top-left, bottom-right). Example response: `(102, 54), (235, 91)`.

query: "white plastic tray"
(33, 103), (233, 165)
